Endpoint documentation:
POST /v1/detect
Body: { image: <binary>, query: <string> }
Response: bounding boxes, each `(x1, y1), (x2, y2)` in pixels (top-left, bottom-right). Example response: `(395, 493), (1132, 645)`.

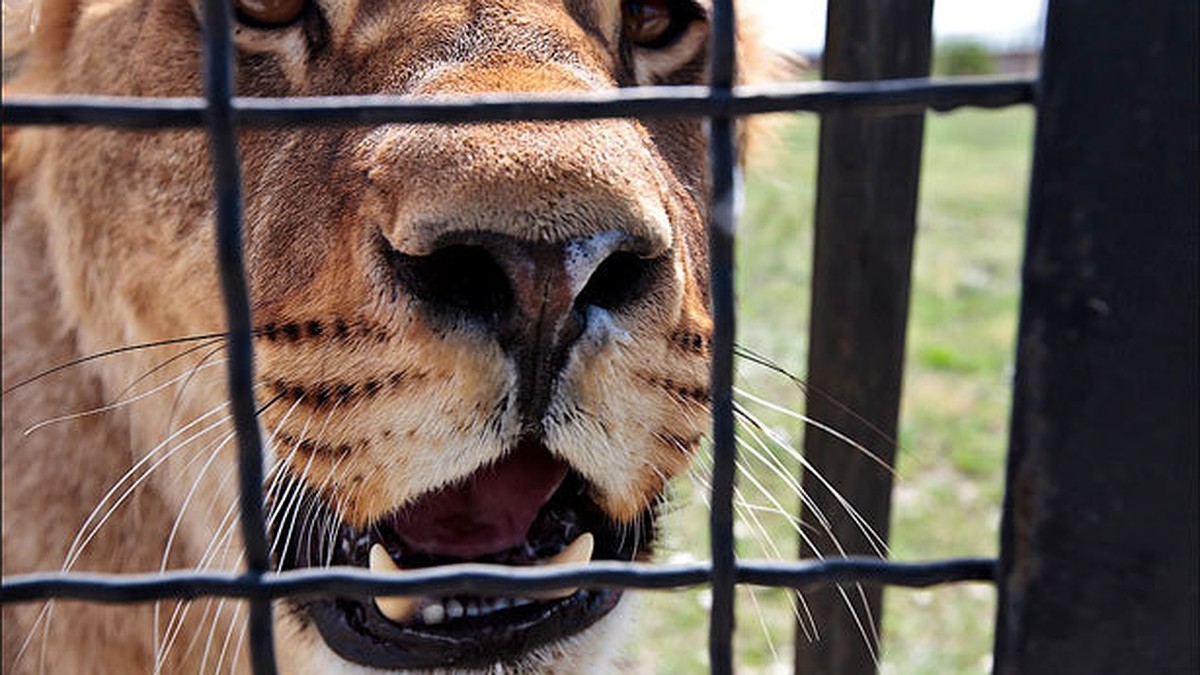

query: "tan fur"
(2, 1), (771, 672)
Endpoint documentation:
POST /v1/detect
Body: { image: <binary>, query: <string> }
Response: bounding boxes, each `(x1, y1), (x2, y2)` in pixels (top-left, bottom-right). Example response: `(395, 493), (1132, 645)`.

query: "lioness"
(2, 0), (770, 672)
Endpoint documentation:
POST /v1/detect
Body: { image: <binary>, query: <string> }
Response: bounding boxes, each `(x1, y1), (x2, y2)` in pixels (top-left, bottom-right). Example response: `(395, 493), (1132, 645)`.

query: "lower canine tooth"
(376, 595), (419, 624)
(369, 544), (419, 623)
(526, 533), (595, 601)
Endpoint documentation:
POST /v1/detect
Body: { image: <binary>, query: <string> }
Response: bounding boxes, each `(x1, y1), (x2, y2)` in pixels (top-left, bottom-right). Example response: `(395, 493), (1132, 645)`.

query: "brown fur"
(2, 1), (770, 672)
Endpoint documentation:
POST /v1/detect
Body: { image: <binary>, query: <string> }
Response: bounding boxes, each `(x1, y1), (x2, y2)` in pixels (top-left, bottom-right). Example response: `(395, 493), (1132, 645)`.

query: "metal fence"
(3, 0), (1195, 674)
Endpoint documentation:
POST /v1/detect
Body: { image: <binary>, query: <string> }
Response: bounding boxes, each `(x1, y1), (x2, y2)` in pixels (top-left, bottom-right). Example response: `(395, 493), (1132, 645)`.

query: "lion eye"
(623, 0), (685, 48)
(235, 0), (307, 27)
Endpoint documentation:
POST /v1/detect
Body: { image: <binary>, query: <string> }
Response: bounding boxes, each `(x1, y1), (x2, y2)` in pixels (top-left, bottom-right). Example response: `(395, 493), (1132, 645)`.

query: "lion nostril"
(575, 251), (657, 314)
(389, 244), (514, 325)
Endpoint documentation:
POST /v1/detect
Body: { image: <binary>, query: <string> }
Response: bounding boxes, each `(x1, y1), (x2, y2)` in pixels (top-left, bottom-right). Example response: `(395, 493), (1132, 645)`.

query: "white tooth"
(445, 599), (464, 619)
(368, 544), (419, 623)
(421, 603), (446, 625)
(526, 533), (595, 601)
(369, 543), (401, 573)
(545, 533), (594, 566)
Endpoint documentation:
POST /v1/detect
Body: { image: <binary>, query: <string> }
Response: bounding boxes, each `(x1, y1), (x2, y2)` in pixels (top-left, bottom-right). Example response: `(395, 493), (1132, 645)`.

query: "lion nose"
(387, 231), (664, 418)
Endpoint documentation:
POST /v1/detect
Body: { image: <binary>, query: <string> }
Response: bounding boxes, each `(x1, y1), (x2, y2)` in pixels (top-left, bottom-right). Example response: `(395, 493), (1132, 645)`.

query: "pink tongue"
(388, 440), (569, 558)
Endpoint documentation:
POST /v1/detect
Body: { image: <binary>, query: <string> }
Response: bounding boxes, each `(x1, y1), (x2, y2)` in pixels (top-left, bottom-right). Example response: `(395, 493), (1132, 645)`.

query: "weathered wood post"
(796, 1), (933, 674)
(994, 0), (1199, 673)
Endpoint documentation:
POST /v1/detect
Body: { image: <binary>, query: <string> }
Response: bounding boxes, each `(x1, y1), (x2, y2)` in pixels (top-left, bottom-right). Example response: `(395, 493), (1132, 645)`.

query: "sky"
(752, 0), (1047, 54)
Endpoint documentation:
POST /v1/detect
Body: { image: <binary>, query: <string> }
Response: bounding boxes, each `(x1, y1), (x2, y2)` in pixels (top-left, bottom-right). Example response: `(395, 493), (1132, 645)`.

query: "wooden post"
(994, 0), (1199, 672)
(796, 1), (932, 674)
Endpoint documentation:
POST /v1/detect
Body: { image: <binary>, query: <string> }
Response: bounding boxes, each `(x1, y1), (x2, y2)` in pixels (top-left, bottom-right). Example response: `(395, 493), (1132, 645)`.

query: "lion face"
(2, 0), (734, 672)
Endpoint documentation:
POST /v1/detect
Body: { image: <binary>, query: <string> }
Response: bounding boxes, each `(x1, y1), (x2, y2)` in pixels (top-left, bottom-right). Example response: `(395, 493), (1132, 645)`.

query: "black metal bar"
(740, 558), (996, 590)
(1, 77), (1035, 128)
(796, 1), (933, 674)
(0, 558), (996, 605)
(198, 0), (276, 672)
(707, 0), (738, 673)
(994, 0), (1199, 673)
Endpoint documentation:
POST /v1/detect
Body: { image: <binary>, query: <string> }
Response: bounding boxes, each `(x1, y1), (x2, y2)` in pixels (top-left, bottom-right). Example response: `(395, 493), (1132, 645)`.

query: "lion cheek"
(546, 322), (703, 524)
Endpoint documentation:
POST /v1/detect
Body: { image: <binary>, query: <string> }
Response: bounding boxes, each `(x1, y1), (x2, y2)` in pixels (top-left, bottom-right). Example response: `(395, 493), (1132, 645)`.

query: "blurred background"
(627, 2), (1046, 673)
(757, 0), (1045, 66)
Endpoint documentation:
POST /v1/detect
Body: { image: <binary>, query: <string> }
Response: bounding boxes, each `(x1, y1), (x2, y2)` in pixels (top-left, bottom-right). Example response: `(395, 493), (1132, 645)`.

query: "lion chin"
(2, 0), (767, 672)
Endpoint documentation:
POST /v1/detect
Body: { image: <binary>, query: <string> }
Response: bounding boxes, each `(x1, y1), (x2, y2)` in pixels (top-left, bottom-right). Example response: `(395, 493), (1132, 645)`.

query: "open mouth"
(274, 439), (658, 671)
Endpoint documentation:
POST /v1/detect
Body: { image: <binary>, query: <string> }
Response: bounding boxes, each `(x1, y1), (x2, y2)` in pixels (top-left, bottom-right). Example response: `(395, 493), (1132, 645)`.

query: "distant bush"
(934, 41), (997, 76)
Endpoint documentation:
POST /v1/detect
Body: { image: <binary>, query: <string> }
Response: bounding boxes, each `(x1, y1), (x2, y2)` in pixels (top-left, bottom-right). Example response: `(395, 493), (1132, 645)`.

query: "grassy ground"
(624, 106), (1035, 673)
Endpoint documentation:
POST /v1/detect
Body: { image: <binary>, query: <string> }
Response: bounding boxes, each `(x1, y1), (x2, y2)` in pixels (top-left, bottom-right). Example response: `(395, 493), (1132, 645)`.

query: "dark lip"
(299, 589), (623, 670)
(273, 471), (658, 671)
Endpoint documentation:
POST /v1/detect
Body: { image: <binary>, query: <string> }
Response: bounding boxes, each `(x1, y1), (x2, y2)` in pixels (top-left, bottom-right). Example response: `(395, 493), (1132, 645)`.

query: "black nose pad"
(388, 232), (659, 334)
(385, 231), (663, 422)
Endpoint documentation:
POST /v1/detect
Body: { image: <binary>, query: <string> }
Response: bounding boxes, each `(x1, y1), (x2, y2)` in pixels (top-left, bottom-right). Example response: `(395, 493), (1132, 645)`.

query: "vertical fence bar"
(796, 1), (933, 674)
(707, 0), (738, 673)
(994, 0), (1199, 672)
(198, 1), (277, 673)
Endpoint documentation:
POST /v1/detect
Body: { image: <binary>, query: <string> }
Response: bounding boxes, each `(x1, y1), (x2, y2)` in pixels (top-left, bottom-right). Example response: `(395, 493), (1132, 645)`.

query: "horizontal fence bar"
(1, 558), (996, 605)
(1, 77), (1035, 129)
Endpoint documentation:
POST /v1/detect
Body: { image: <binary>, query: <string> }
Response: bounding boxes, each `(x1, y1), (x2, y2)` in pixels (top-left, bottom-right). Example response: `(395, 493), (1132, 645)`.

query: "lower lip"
(299, 587), (623, 670)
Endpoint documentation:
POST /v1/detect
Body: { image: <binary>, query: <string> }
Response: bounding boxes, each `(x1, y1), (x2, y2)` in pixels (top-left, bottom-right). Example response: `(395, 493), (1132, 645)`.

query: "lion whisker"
(271, 454), (324, 572)
(158, 498), (243, 671)
(321, 474), (364, 568)
(261, 395), (311, 512)
(267, 408), (325, 569)
(268, 396), (353, 571)
(735, 414), (887, 654)
(212, 600), (245, 675)
(731, 410), (884, 664)
(1, 332), (232, 397)
(735, 345), (900, 453)
(6, 602), (52, 675)
(733, 399), (890, 557)
(727, 443), (820, 641)
(732, 422), (830, 534)
(227, 615), (250, 675)
(197, 596), (233, 675)
(66, 385), (278, 576)
(735, 386), (895, 478)
(292, 397), (365, 568)
(690, 421), (884, 658)
(686, 449), (818, 646)
(20, 357), (230, 436)
(163, 343), (232, 440)
(744, 583), (782, 663)
(155, 383), (285, 674)
(153, 454), (237, 672)
(311, 457), (355, 566)
(63, 415), (229, 573)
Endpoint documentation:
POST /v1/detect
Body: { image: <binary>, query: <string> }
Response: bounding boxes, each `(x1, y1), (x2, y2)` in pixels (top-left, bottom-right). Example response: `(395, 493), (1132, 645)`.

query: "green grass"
(625, 107), (1035, 673)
